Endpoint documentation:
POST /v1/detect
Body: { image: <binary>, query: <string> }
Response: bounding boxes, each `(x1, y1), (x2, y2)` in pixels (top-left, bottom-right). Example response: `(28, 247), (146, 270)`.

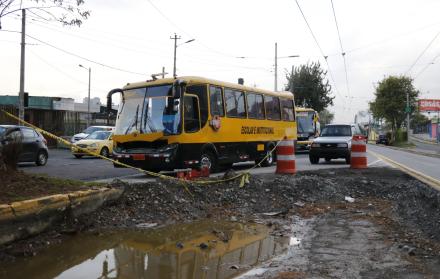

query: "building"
(0, 95), (116, 146)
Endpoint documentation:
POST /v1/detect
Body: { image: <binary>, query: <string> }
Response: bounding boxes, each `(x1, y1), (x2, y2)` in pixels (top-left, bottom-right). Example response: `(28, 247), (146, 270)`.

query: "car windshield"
(86, 131), (111, 140)
(115, 85), (181, 135)
(321, 125), (352, 137)
(296, 111), (315, 134)
(83, 127), (108, 134)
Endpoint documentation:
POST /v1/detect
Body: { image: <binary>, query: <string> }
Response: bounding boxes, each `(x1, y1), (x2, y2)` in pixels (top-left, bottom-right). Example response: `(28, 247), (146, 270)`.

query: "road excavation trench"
(1, 167), (440, 278)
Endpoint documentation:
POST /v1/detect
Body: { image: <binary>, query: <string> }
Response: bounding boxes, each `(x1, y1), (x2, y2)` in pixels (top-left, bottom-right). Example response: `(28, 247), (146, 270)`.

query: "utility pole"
(79, 64), (91, 127)
(87, 67), (91, 127)
(406, 91), (410, 142)
(19, 9), (26, 122)
(274, 42), (278, 91)
(170, 33), (181, 78)
(162, 67), (166, 78)
(290, 65), (294, 94)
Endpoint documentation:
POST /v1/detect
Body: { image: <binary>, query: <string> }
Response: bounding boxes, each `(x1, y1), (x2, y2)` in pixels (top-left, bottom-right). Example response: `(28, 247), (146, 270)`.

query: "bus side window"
(184, 95), (201, 133)
(265, 96), (281, 120)
(225, 88), (246, 118)
(186, 85), (208, 128)
(209, 86), (224, 117)
(247, 93), (265, 119)
(281, 99), (295, 121)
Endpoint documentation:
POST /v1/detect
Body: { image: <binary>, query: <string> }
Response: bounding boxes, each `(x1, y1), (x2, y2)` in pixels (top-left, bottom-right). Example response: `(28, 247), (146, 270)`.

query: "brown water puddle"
(0, 221), (291, 279)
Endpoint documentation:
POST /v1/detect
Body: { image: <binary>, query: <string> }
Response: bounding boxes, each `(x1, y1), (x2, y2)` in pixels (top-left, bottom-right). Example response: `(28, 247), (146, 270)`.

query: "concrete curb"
(0, 187), (123, 246)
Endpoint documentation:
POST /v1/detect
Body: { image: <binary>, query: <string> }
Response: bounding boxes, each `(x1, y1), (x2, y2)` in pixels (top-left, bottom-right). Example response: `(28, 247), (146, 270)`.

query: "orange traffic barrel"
(276, 137), (296, 174)
(351, 135), (367, 169)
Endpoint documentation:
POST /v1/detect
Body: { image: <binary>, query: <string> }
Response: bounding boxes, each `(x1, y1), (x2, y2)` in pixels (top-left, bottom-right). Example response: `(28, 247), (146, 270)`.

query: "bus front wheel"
(200, 151), (218, 173)
(259, 144), (276, 167)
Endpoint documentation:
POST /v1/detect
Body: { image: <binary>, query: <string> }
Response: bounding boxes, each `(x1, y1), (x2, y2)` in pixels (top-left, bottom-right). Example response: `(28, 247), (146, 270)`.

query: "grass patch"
(0, 170), (106, 204)
(392, 141), (416, 148)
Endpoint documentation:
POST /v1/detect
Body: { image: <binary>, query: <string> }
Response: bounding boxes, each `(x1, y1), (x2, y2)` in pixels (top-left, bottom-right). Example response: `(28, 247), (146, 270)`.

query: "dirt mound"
(79, 168), (440, 243)
(1, 167), (440, 263)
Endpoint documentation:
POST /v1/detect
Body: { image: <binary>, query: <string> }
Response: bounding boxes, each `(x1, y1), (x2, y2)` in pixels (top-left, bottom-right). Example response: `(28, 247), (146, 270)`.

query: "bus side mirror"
(171, 79), (186, 98)
(166, 98), (180, 115)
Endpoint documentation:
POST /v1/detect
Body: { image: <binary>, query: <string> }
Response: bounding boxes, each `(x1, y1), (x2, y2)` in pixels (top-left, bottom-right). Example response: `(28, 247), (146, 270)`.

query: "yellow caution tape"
(1, 109), (286, 186)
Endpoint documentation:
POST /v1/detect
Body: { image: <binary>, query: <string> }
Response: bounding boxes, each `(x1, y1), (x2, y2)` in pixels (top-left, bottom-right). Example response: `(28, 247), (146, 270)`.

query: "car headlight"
(311, 143), (320, 148)
(90, 143), (97, 148)
(337, 143), (348, 148)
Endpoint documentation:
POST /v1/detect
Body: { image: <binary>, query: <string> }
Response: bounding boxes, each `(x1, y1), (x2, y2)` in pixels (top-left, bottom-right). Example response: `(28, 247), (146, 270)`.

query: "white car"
(71, 126), (114, 143)
(309, 124), (361, 164)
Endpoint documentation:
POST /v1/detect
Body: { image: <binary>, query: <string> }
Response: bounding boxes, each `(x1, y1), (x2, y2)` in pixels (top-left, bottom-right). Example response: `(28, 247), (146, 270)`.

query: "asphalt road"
(20, 149), (139, 181)
(21, 148), (385, 183)
(368, 144), (440, 182)
(409, 137), (440, 154)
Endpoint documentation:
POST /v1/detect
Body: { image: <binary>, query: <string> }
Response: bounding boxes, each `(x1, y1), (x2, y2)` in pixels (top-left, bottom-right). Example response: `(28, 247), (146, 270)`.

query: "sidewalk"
(410, 133), (438, 144)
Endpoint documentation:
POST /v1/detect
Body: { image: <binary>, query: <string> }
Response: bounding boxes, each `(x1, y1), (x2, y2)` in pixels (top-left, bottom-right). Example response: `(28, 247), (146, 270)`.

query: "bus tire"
(259, 143), (276, 167)
(200, 150), (218, 173)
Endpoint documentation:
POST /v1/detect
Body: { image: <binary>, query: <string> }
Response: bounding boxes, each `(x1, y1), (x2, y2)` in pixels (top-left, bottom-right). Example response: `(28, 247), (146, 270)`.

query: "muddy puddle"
(0, 221), (293, 279)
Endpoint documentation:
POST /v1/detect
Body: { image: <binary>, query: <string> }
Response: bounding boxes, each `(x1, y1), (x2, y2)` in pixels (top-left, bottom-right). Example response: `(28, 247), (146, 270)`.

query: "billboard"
(419, 99), (440, 111)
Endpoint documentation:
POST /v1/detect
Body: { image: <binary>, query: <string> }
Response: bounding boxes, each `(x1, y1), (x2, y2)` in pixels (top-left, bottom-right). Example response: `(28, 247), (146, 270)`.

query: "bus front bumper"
(296, 140), (312, 150)
(112, 144), (181, 171)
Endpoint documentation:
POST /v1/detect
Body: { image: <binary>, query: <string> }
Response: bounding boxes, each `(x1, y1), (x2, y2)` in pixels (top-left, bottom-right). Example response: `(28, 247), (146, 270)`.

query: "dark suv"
(376, 134), (389, 145)
(0, 125), (49, 166)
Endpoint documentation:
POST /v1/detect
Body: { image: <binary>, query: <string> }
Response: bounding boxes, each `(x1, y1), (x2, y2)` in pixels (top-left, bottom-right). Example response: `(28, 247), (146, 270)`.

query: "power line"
(145, 0), (244, 59)
(294, 0), (344, 104)
(28, 48), (87, 85)
(405, 30), (440, 76)
(24, 34), (148, 76)
(414, 52), (440, 80)
(330, 0), (350, 101)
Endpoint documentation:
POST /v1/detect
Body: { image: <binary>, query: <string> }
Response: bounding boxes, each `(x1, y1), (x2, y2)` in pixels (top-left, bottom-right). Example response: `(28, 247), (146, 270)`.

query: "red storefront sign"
(419, 99), (440, 111)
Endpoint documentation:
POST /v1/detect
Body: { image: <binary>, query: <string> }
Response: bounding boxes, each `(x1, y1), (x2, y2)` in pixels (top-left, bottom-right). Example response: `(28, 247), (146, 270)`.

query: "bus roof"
(123, 76), (294, 98)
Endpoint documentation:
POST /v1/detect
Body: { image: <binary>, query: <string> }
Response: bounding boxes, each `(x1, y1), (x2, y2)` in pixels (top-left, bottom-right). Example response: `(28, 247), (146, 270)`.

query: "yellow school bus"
(296, 107), (320, 151)
(107, 76), (296, 172)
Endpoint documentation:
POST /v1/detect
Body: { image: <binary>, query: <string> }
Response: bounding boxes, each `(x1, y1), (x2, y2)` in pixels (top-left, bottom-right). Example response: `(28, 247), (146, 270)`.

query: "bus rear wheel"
(200, 151), (218, 173)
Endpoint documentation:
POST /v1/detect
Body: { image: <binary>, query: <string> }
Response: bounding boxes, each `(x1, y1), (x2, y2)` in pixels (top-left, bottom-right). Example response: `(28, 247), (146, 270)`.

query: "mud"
(1, 167), (440, 278)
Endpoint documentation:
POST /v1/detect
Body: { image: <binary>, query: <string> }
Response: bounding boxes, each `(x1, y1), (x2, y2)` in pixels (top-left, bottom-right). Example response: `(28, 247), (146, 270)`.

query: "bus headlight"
(337, 143), (348, 148)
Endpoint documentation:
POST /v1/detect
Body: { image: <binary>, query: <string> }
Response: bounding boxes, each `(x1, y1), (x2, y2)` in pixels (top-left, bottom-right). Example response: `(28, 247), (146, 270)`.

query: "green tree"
(410, 111), (429, 131)
(0, 0), (90, 29)
(319, 109), (334, 126)
(369, 75), (419, 139)
(285, 61), (334, 113)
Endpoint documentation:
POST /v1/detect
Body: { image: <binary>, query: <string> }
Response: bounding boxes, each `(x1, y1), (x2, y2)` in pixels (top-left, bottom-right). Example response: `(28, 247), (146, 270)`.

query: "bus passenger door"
(184, 95), (201, 133)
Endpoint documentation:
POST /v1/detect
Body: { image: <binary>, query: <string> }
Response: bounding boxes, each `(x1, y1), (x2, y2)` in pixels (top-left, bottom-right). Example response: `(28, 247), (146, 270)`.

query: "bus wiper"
(125, 104), (139, 134)
(134, 104), (139, 130)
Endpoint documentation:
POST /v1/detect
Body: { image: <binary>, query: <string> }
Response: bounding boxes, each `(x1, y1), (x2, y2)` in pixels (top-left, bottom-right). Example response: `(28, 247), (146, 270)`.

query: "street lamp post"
(170, 33), (195, 78)
(79, 64), (91, 127)
(274, 42), (299, 91)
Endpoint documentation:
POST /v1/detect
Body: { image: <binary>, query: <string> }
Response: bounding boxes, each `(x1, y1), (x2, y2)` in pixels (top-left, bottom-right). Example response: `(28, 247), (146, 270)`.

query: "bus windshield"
(296, 111), (315, 134)
(115, 85), (181, 135)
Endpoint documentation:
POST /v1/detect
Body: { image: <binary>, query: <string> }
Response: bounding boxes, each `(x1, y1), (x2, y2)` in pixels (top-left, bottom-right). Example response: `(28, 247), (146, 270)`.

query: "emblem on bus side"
(209, 115), (221, 131)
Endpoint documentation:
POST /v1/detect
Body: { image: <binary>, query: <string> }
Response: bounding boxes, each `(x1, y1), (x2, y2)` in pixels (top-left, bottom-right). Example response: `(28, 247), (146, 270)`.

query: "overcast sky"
(1, 0), (440, 123)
